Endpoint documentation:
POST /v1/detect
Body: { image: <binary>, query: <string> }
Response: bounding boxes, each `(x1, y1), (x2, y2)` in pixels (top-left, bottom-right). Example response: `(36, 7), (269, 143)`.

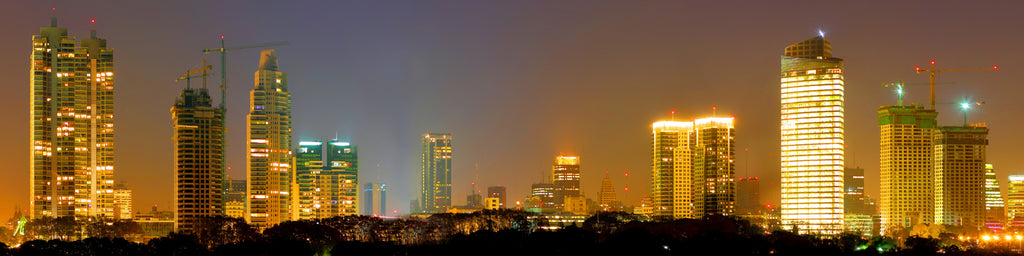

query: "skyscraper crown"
(258, 49), (279, 71)
(784, 36), (832, 59)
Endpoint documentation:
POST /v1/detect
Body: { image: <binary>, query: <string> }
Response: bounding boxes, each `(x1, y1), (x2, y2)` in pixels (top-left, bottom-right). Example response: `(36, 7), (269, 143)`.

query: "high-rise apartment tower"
(420, 132), (452, 214)
(878, 105), (936, 235)
(246, 49), (292, 228)
(30, 18), (116, 219)
(172, 86), (225, 232)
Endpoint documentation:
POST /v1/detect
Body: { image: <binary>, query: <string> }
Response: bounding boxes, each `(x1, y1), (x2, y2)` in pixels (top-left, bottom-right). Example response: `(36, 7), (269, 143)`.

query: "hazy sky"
(2, 1), (1023, 221)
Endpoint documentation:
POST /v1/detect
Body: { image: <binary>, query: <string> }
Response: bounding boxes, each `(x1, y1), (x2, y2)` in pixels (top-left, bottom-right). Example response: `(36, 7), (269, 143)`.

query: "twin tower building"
(28, 19), (367, 232)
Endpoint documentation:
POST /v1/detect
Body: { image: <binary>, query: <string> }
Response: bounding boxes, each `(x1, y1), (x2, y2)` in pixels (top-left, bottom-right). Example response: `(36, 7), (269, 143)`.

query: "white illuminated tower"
(780, 34), (845, 235)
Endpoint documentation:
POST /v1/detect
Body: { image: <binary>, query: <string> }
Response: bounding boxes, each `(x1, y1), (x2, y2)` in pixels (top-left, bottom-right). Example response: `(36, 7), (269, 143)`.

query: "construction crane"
(202, 37), (287, 210)
(174, 59), (214, 89)
(881, 81), (953, 106)
(914, 60), (997, 109)
(201, 36), (289, 110)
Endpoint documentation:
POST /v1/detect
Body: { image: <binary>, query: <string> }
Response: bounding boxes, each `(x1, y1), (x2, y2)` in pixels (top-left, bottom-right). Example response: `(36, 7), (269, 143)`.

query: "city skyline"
(3, 1), (1024, 224)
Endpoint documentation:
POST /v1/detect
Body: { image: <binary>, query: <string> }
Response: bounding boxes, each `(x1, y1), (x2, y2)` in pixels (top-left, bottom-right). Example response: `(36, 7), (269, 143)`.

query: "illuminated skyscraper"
(487, 186), (507, 209)
(420, 132), (452, 214)
(362, 183), (386, 216)
(780, 34), (845, 235)
(552, 155), (581, 209)
(293, 140), (359, 220)
(530, 183), (556, 210)
(29, 18), (116, 219)
(878, 105), (936, 235)
(651, 117), (736, 219)
(692, 117), (736, 216)
(599, 176), (617, 209)
(651, 121), (694, 220)
(1007, 175), (1024, 223)
(934, 125), (988, 231)
(247, 49), (292, 228)
(984, 164), (1005, 231)
(172, 86), (225, 232)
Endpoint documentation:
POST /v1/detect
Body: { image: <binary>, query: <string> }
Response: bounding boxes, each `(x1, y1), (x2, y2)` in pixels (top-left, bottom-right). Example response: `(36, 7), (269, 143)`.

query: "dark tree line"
(0, 211), (1017, 256)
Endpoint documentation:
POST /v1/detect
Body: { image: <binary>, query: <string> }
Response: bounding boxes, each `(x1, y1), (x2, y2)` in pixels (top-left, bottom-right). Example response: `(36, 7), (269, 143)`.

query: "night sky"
(2, 1), (1023, 222)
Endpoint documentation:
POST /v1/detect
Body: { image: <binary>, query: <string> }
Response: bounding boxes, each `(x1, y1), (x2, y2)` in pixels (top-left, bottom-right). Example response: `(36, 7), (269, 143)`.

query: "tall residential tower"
(878, 105), (936, 235)
(172, 86), (225, 232)
(30, 18), (116, 219)
(934, 124), (988, 231)
(420, 133), (452, 213)
(651, 121), (693, 220)
(247, 49), (292, 228)
(780, 35), (845, 235)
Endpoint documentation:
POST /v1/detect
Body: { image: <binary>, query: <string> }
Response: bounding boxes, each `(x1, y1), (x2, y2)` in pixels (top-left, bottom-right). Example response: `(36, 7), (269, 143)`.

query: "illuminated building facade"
(362, 183), (386, 216)
(172, 86), (225, 232)
(30, 18), (116, 219)
(530, 183), (556, 210)
(225, 201), (245, 219)
(933, 125), (988, 231)
(984, 164), (1006, 231)
(599, 176), (617, 210)
(112, 187), (132, 220)
(294, 140), (359, 220)
(1007, 175), (1024, 223)
(224, 178), (246, 212)
(552, 155), (581, 209)
(420, 132), (452, 213)
(878, 105), (936, 235)
(487, 186), (507, 209)
(780, 35), (845, 235)
(651, 121), (694, 220)
(247, 49), (292, 228)
(651, 117), (736, 219)
(692, 117), (736, 216)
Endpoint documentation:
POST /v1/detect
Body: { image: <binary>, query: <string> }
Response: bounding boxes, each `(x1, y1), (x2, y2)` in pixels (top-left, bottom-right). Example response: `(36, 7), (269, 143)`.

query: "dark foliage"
(5, 213), (1021, 256)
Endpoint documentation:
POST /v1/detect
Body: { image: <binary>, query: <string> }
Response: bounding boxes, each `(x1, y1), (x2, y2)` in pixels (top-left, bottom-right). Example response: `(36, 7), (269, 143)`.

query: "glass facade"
(780, 35), (845, 235)
(420, 133), (452, 213)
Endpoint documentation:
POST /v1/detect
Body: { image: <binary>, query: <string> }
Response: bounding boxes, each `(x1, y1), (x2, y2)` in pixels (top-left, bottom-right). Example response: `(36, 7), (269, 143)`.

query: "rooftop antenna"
(712, 106), (717, 118)
(670, 110), (676, 121)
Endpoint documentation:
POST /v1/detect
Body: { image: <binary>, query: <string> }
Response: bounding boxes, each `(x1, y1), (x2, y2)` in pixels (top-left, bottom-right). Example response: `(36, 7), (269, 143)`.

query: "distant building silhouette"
(362, 183), (386, 216)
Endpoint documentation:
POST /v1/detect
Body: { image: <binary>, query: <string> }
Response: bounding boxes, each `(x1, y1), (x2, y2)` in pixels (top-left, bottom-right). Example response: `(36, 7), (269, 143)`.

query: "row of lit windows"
(781, 96), (843, 104)
(782, 90), (844, 100)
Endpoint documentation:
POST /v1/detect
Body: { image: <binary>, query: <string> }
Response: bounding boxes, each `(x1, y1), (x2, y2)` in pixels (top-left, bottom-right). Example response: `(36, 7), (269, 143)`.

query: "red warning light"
(915, 66), (921, 71)
(91, 19), (95, 23)
(993, 65), (999, 70)
(670, 110), (676, 115)
(930, 60), (936, 65)
(221, 35), (225, 39)
(712, 106), (717, 110)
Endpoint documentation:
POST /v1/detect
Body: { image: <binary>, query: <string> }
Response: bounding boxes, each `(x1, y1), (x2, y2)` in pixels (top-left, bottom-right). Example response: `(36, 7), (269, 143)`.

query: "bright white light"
(818, 30), (825, 37)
